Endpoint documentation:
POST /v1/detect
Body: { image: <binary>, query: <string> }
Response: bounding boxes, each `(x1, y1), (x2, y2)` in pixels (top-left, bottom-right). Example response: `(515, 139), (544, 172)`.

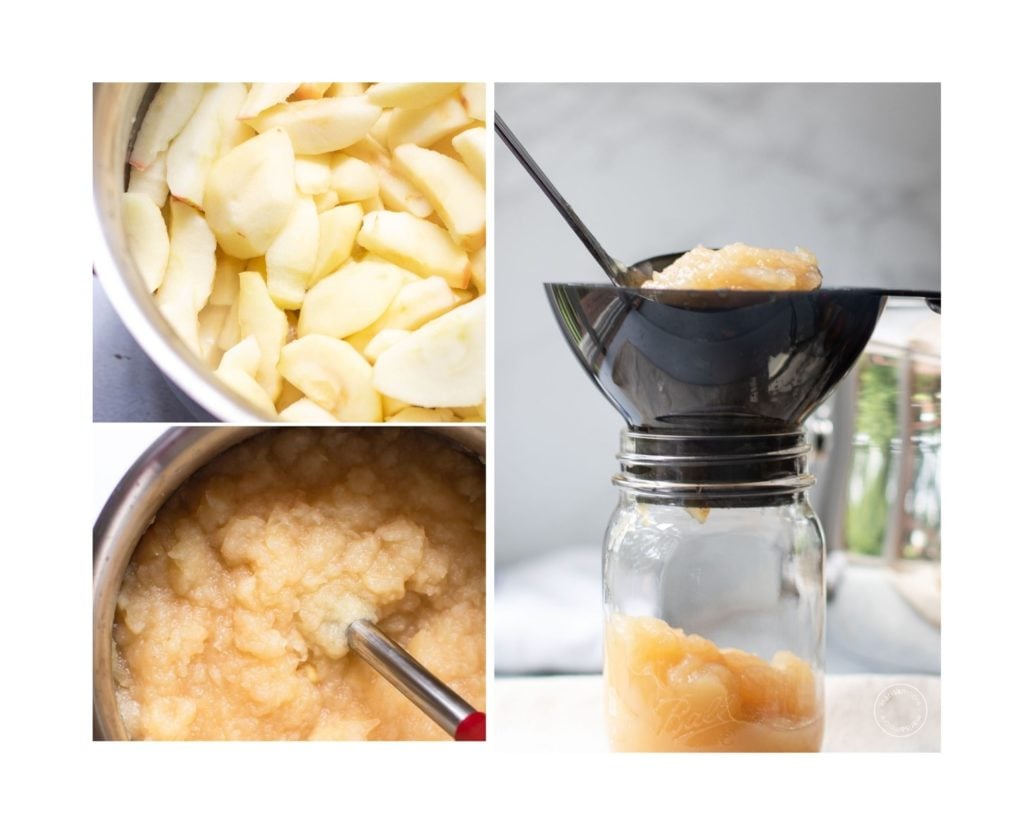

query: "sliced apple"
(370, 110), (392, 146)
(155, 200), (216, 354)
(122, 192), (169, 293)
(214, 336), (278, 417)
(311, 203), (363, 284)
(326, 83), (366, 98)
(469, 246), (486, 294)
(357, 210), (469, 287)
(345, 135), (391, 167)
(428, 135), (465, 162)
(198, 304), (229, 368)
(266, 196), (319, 310)
(314, 189), (340, 212)
(167, 83), (247, 208)
(388, 407), (460, 422)
(237, 83), (301, 120)
(219, 119), (255, 158)
(451, 127), (485, 184)
(295, 155), (332, 195)
(275, 379), (305, 411)
(209, 251), (245, 306)
(245, 97), (381, 155)
(330, 155), (378, 202)
(460, 83), (486, 121)
(372, 296), (485, 408)
(387, 94), (471, 149)
(245, 256), (267, 277)
(204, 128), (295, 258)
(382, 395), (410, 417)
(217, 295), (241, 351)
(346, 275), (458, 352)
(360, 194), (385, 213)
(362, 329), (411, 364)
(366, 83), (462, 109)
(278, 398), (339, 422)
(392, 143), (485, 248)
(451, 403), (486, 421)
(298, 260), (406, 339)
(278, 335), (383, 422)
(238, 271), (288, 401)
(129, 83), (205, 170)
(291, 83), (333, 101)
(127, 151), (168, 208)
(376, 163), (433, 218)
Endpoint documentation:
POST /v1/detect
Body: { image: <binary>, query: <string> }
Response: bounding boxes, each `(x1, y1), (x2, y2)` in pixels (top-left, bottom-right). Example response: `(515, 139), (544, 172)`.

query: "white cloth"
(495, 546), (603, 674)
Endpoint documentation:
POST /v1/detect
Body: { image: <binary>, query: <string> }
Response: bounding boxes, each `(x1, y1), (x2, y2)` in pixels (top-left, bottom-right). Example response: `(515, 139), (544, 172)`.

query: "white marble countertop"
(492, 674), (940, 752)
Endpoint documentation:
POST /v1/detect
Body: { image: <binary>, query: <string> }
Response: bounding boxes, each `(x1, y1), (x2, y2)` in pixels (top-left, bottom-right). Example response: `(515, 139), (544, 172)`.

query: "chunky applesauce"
(644, 243), (822, 291)
(605, 614), (823, 752)
(113, 428), (484, 740)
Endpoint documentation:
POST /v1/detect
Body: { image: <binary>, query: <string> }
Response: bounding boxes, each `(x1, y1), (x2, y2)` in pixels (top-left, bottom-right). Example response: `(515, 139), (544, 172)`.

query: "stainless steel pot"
(93, 83), (269, 421)
(93, 425), (487, 740)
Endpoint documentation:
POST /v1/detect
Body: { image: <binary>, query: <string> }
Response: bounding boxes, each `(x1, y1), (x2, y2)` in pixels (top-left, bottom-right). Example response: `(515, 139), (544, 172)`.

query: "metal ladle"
(495, 113), (649, 288)
(346, 619), (486, 741)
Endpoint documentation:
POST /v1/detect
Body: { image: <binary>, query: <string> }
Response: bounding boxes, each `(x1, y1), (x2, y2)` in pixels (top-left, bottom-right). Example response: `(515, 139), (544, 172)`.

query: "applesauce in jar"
(605, 615), (823, 752)
(112, 428), (484, 740)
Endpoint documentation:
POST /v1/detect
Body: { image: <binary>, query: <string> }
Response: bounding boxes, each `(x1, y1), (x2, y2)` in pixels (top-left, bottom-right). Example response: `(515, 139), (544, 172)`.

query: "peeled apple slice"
(245, 97), (382, 155)
(166, 83), (246, 208)
(278, 335), (383, 422)
(295, 155), (332, 194)
(460, 84), (486, 121)
(203, 128), (296, 259)
(237, 83), (301, 120)
(129, 83), (205, 170)
(372, 296), (485, 407)
(278, 398), (340, 422)
(356, 210), (469, 288)
(392, 143), (485, 248)
(311, 204), (363, 283)
(298, 261), (406, 339)
(362, 329), (410, 364)
(122, 192), (169, 292)
(292, 83), (333, 100)
(127, 151), (169, 208)
(155, 201), (216, 355)
(265, 196), (319, 310)
(387, 407), (460, 422)
(238, 271), (288, 401)
(365, 83), (462, 109)
(346, 275), (458, 353)
(451, 127), (486, 184)
(386, 95), (471, 149)
(214, 336), (278, 417)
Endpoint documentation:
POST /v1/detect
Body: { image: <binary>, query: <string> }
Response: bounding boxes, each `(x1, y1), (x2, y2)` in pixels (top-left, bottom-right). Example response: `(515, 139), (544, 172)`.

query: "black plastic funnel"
(546, 263), (939, 435)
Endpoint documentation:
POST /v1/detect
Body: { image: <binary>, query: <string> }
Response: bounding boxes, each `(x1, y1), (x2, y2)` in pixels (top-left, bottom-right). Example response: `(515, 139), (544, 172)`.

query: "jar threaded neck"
(613, 428), (814, 506)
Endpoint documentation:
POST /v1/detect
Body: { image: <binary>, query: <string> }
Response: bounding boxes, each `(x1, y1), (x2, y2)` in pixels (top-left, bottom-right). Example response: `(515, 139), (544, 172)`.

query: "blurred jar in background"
(812, 301), (940, 673)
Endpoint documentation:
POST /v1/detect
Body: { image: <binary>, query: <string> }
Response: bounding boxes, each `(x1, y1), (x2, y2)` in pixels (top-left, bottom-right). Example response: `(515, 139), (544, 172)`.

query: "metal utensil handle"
(346, 619), (481, 739)
(495, 113), (624, 281)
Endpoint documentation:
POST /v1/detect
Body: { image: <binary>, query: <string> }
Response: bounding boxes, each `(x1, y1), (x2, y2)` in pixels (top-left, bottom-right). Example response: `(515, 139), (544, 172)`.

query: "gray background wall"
(495, 83), (941, 566)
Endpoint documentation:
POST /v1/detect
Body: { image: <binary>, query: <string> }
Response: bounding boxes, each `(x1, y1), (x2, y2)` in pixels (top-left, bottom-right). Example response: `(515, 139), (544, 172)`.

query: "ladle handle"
(495, 113), (624, 281)
(346, 619), (485, 741)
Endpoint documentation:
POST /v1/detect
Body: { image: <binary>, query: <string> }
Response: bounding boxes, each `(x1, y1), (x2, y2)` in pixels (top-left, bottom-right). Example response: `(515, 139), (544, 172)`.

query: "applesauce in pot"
(112, 427), (484, 740)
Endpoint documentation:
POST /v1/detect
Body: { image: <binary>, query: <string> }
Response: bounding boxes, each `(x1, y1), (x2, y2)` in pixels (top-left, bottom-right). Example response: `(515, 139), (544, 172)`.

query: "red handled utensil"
(346, 619), (486, 741)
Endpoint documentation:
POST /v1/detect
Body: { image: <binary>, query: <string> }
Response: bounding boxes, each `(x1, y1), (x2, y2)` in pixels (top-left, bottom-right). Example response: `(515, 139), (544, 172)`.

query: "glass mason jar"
(603, 429), (826, 752)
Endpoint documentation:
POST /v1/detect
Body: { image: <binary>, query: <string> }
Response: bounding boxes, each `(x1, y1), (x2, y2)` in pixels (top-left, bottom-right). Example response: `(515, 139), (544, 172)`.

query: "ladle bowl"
(545, 276), (919, 434)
